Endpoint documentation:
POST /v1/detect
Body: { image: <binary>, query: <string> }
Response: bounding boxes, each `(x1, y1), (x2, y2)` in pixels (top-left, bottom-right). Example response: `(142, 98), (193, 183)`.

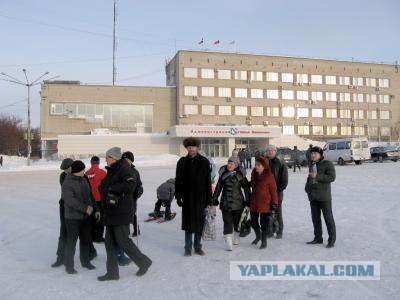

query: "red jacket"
(85, 164), (106, 202)
(250, 157), (278, 213)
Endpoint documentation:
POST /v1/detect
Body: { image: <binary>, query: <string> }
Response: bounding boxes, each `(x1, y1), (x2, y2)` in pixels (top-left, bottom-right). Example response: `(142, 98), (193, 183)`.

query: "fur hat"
(71, 160), (86, 174)
(60, 158), (73, 170)
(122, 151), (134, 162)
(106, 147), (122, 160)
(310, 146), (324, 157)
(183, 137), (200, 148)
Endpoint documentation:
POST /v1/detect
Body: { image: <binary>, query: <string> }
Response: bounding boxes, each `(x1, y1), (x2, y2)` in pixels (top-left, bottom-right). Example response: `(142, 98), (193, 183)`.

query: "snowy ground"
(0, 159), (399, 299)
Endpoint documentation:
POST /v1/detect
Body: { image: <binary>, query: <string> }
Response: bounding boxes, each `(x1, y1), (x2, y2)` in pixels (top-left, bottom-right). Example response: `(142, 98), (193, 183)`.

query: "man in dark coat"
(292, 145), (301, 172)
(238, 149), (246, 168)
(306, 144), (313, 169)
(98, 147), (152, 281)
(305, 146), (336, 248)
(175, 137), (212, 257)
(265, 145), (288, 239)
(245, 148), (252, 169)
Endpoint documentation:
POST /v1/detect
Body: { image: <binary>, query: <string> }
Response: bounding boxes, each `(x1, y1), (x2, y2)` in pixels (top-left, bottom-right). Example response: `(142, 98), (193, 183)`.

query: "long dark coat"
(175, 154), (211, 233)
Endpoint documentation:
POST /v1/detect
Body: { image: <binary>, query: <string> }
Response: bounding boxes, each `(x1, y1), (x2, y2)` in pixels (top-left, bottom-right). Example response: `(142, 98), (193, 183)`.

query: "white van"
(323, 137), (370, 165)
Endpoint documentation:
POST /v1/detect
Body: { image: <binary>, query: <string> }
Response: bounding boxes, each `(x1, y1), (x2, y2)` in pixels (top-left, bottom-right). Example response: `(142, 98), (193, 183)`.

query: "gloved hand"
(95, 211), (101, 222)
(86, 205), (93, 216)
(177, 198), (183, 207)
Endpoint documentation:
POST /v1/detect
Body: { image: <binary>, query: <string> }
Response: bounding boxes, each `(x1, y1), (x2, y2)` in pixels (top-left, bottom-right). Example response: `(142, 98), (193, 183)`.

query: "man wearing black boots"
(98, 147), (152, 281)
(305, 146), (336, 248)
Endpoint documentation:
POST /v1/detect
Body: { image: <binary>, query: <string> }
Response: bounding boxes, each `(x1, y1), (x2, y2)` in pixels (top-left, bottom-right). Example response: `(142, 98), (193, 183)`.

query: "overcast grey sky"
(0, 0), (399, 126)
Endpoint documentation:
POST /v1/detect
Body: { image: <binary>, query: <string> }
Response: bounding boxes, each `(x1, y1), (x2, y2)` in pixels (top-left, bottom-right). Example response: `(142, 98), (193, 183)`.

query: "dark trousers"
(240, 160), (246, 168)
(293, 161), (301, 172)
(246, 159), (252, 169)
(105, 225), (150, 277)
(250, 212), (269, 231)
(184, 230), (202, 251)
(310, 201), (336, 244)
(222, 210), (242, 234)
(154, 198), (172, 218)
(275, 192), (284, 234)
(132, 200), (139, 235)
(92, 205), (104, 242)
(55, 202), (67, 261)
(64, 218), (92, 270)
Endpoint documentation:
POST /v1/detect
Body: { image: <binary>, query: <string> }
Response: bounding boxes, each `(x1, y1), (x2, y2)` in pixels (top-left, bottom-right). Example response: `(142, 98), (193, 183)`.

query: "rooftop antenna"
(112, 0), (117, 85)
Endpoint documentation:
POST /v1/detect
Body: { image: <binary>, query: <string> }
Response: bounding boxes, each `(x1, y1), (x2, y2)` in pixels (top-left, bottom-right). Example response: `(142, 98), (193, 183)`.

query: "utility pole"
(112, 0), (117, 85)
(1, 70), (56, 166)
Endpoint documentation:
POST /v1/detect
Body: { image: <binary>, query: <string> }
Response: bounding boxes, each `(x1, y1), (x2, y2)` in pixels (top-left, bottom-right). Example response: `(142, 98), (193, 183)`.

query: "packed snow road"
(0, 162), (399, 299)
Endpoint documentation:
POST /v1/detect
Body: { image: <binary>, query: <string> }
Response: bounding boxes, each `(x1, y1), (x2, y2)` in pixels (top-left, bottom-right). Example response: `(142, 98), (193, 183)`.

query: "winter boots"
(224, 234), (233, 251)
(251, 227), (261, 245)
(260, 231), (267, 249)
(233, 231), (240, 245)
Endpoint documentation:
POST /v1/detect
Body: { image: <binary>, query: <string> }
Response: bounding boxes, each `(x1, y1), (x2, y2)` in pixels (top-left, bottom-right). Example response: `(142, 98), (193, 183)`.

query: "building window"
(378, 78), (389, 88)
(282, 73), (293, 83)
(201, 87), (214, 97)
(201, 105), (215, 115)
(218, 87), (231, 98)
(312, 126), (324, 135)
(234, 70), (247, 81)
(235, 106), (248, 116)
(266, 72), (278, 82)
(353, 93), (364, 103)
(312, 108), (323, 118)
(368, 110), (377, 120)
(184, 86), (198, 96)
(339, 92), (350, 102)
(201, 68), (214, 79)
(50, 103), (64, 115)
(251, 89), (263, 99)
(235, 88), (248, 98)
(326, 92), (337, 102)
(326, 109), (337, 118)
(380, 110), (390, 120)
(298, 126), (309, 135)
(381, 127), (391, 136)
(296, 73), (308, 84)
(354, 110), (364, 120)
(183, 67), (197, 78)
(327, 126), (338, 135)
(325, 75), (337, 85)
(297, 108), (309, 118)
(283, 125), (295, 135)
(267, 107), (280, 117)
(311, 91), (323, 101)
(311, 74), (322, 84)
(282, 106), (295, 117)
(184, 105), (198, 115)
(340, 109), (351, 118)
(266, 89), (279, 99)
(352, 77), (363, 86)
(366, 94), (377, 103)
(250, 71), (263, 81)
(366, 78), (376, 87)
(251, 106), (264, 116)
(218, 105), (232, 116)
(354, 127), (365, 136)
(282, 90), (294, 100)
(379, 95), (390, 104)
(297, 91), (309, 101)
(368, 127), (378, 136)
(339, 76), (350, 85)
(218, 69), (231, 80)
(341, 126), (352, 135)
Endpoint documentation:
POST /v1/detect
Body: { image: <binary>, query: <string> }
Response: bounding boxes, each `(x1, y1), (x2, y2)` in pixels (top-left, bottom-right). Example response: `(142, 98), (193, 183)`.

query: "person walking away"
(51, 158), (73, 268)
(238, 149), (246, 169)
(212, 156), (250, 250)
(293, 146), (301, 172)
(98, 147), (152, 281)
(265, 145), (288, 239)
(245, 148), (252, 169)
(305, 146), (336, 248)
(249, 157), (278, 249)
(306, 144), (313, 169)
(175, 137), (212, 257)
(62, 160), (100, 274)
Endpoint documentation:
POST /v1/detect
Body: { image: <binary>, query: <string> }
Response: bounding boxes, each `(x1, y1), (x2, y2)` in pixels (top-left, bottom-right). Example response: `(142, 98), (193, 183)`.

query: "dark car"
(276, 148), (308, 168)
(370, 146), (399, 162)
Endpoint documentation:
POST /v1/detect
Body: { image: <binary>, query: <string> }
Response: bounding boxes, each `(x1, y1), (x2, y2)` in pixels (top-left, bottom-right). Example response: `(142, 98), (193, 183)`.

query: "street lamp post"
(1, 70), (57, 166)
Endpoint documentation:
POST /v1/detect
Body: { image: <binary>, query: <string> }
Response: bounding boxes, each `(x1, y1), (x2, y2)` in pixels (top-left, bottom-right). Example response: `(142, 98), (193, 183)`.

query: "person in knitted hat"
(51, 157), (74, 268)
(212, 156), (250, 251)
(305, 146), (336, 248)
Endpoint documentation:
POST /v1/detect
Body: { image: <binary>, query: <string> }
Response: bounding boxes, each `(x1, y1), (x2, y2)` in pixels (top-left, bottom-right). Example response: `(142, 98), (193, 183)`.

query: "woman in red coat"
(250, 156), (278, 249)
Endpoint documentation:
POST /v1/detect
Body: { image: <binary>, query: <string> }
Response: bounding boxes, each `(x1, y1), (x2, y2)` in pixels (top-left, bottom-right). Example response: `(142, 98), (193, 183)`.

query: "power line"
(0, 99), (27, 109)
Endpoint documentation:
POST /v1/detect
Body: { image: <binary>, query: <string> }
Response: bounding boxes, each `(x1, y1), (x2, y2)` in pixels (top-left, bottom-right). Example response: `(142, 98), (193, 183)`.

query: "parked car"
(370, 146), (399, 162)
(323, 137), (370, 165)
(276, 147), (307, 168)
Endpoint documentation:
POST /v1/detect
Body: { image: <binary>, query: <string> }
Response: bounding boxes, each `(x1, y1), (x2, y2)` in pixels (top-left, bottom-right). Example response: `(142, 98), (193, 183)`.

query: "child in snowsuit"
(154, 178), (175, 220)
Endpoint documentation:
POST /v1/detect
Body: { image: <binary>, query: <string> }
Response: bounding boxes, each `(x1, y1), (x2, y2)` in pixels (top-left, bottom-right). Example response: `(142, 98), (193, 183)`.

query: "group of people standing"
(52, 147), (151, 281)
